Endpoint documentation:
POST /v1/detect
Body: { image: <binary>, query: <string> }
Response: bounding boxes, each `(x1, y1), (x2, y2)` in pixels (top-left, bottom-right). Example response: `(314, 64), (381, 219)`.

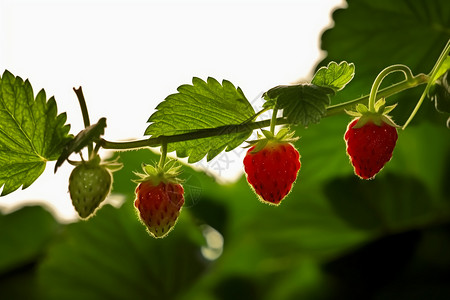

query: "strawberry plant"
(0, 38), (449, 234)
(1, 0), (450, 299)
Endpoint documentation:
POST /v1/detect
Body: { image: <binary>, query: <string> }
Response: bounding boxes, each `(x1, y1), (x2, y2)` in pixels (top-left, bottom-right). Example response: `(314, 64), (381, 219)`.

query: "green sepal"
(356, 103), (369, 114)
(134, 159), (183, 185)
(374, 98), (386, 113)
(352, 113), (399, 129)
(102, 157), (123, 172)
(344, 109), (362, 117)
(347, 98), (400, 129)
(245, 127), (299, 154)
(382, 104), (398, 115)
(68, 154), (123, 173)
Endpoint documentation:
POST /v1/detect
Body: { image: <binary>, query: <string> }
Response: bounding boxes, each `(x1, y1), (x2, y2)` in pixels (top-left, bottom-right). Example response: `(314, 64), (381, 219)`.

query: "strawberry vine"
(0, 35), (449, 236)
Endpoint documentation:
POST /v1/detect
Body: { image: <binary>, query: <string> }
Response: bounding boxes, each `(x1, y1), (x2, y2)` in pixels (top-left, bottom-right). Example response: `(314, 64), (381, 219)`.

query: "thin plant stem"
(326, 73), (428, 116)
(158, 142), (167, 168)
(73, 87), (93, 157)
(270, 104), (278, 134)
(403, 39), (450, 129)
(368, 64), (414, 112)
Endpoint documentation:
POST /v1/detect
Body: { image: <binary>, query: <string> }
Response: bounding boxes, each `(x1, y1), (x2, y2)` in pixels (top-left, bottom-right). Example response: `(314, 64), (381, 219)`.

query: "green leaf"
(0, 206), (59, 300)
(0, 206), (59, 274)
(55, 117), (107, 171)
(0, 70), (72, 196)
(312, 61), (355, 92)
(317, 0), (450, 125)
(145, 77), (255, 163)
(263, 84), (332, 126)
(38, 204), (207, 300)
(324, 174), (436, 232)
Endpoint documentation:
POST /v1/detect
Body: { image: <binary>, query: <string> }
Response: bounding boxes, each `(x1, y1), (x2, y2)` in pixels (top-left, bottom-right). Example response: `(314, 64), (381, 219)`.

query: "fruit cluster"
(67, 98), (399, 238)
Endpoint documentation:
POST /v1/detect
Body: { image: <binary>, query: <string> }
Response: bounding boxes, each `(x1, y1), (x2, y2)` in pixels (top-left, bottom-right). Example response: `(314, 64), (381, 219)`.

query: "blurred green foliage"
(1, 0), (450, 299)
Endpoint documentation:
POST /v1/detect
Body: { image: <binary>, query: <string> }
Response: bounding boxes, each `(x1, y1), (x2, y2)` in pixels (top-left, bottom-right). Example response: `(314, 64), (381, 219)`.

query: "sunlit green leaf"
(312, 61), (355, 92)
(145, 77), (254, 163)
(0, 70), (72, 195)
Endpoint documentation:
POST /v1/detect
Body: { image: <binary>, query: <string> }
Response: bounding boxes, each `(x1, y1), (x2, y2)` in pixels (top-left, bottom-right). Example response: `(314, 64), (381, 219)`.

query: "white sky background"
(0, 0), (344, 221)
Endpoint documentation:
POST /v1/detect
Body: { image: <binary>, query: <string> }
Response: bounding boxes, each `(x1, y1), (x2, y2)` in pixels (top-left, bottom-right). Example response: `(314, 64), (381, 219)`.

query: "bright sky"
(0, 0), (344, 221)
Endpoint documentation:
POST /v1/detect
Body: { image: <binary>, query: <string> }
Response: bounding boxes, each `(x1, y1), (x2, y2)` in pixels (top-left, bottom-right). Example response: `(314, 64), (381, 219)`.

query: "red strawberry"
(344, 99), (399, 179)
(345, 119), (398, 179)
(243, 129), (301, 205)
(134, 160), (184, 238)
(135, 181), (184, 238)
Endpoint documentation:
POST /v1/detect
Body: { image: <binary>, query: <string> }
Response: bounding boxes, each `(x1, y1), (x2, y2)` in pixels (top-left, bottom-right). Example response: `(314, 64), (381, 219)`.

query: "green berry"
(69, 162), (112, 219)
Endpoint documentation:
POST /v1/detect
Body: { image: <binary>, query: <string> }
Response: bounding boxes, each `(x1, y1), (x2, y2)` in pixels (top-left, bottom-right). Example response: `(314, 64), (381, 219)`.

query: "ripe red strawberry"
(345, 119), (398, 179)
(134, 160), (184, 238)
(135, 181), (184, 238)
(243, 129), (301, 205)
(344, 99), (399, 179)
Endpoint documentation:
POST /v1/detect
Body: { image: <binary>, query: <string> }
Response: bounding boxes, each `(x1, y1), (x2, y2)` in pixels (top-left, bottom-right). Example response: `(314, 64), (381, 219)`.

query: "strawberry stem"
(100, 117), (290, 150)
(368, 64), (415, 112)
(73, 87), (94, 158)
(403, 39), (450, 129)
(158, 142), (167, 169)
(270, 104), (278, 134)
(98, 60), (438, 152)
(326, 74), (428, 116)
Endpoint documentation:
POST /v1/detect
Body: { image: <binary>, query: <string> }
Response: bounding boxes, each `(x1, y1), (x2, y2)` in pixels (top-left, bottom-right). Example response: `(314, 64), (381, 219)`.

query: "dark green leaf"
(263, 84), (332, 126)
(0, 70), (72, 195)
(324, 174), (436, 231)
(0, 206), (59, 274)
(317, 0), (450, 126)
(312, 61), (355, 92)
(54, 117), (107, 171)
(145, 77), (254, 163)
(38, 204), (206, 300)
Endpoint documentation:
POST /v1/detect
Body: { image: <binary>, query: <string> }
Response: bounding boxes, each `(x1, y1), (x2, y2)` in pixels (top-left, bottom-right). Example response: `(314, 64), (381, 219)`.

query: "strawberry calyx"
(68, 154), (123, 172)
(246, 127), (299, 153)
(345, 98), (400, 128)
(67, 154), (123, 172)
(134, 159), (183, 186)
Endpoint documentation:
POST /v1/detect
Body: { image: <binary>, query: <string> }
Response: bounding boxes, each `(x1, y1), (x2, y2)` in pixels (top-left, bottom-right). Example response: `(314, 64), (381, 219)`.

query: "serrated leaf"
(312, 61), (355, 92)
(55, 117), (107, 171)
(0, 70), (72, 196)
(263, 84), (332, 126)
(145, 77), (255, 163)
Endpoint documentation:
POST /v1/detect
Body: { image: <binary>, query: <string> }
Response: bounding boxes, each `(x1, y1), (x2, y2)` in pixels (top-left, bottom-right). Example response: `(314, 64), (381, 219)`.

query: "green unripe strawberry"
(69, 160), (112, 219)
